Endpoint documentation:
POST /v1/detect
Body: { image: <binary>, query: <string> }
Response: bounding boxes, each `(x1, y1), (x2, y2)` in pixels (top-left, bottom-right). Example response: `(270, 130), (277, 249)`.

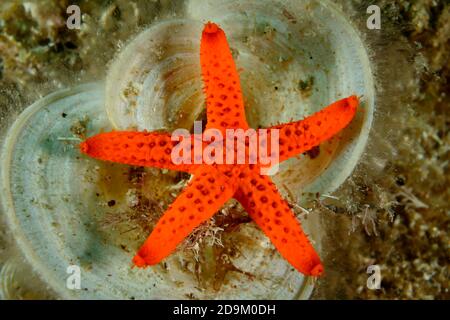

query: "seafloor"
(0, 0), (448, 299)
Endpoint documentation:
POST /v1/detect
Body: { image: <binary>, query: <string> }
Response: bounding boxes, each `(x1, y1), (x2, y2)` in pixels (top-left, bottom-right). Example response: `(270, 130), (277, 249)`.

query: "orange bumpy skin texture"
(200, 22), (248, 133)
(80, 22), (359, 276)
(80, 131), (197, 173)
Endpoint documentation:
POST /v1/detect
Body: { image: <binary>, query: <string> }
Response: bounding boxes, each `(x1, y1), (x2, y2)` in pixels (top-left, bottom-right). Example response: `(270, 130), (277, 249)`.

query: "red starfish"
(80, 22), (358, 276)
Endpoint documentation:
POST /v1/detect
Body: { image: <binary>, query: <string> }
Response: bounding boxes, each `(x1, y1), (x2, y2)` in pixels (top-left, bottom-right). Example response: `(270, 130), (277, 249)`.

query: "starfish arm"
(234, 167), (323, 276)
(200, 22), (249, 131)
(79, 131), (197, 173)
(266, 95), (359, 163)
(133, 167), (235, 267)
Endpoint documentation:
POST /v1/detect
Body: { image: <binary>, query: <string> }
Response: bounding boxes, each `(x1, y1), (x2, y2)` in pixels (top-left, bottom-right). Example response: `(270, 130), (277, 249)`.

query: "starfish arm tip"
(132, 253), (156, 268)
(203, 21), (220, 34)
(310, 263), (324, 277)
(349, 95), (359, 110)
(132, 254), (146, 268)
(79, 141), (89, 154)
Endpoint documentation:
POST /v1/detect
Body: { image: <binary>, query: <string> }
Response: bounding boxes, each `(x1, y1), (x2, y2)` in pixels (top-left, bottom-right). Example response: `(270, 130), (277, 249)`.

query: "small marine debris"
(298, 75), (315, 98)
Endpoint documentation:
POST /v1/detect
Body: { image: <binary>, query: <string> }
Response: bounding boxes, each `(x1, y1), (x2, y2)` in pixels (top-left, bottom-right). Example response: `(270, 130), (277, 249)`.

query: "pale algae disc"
(105, 20), (205, 132)
(0, 84), (314, 299)
(0, 84), (175, 299)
